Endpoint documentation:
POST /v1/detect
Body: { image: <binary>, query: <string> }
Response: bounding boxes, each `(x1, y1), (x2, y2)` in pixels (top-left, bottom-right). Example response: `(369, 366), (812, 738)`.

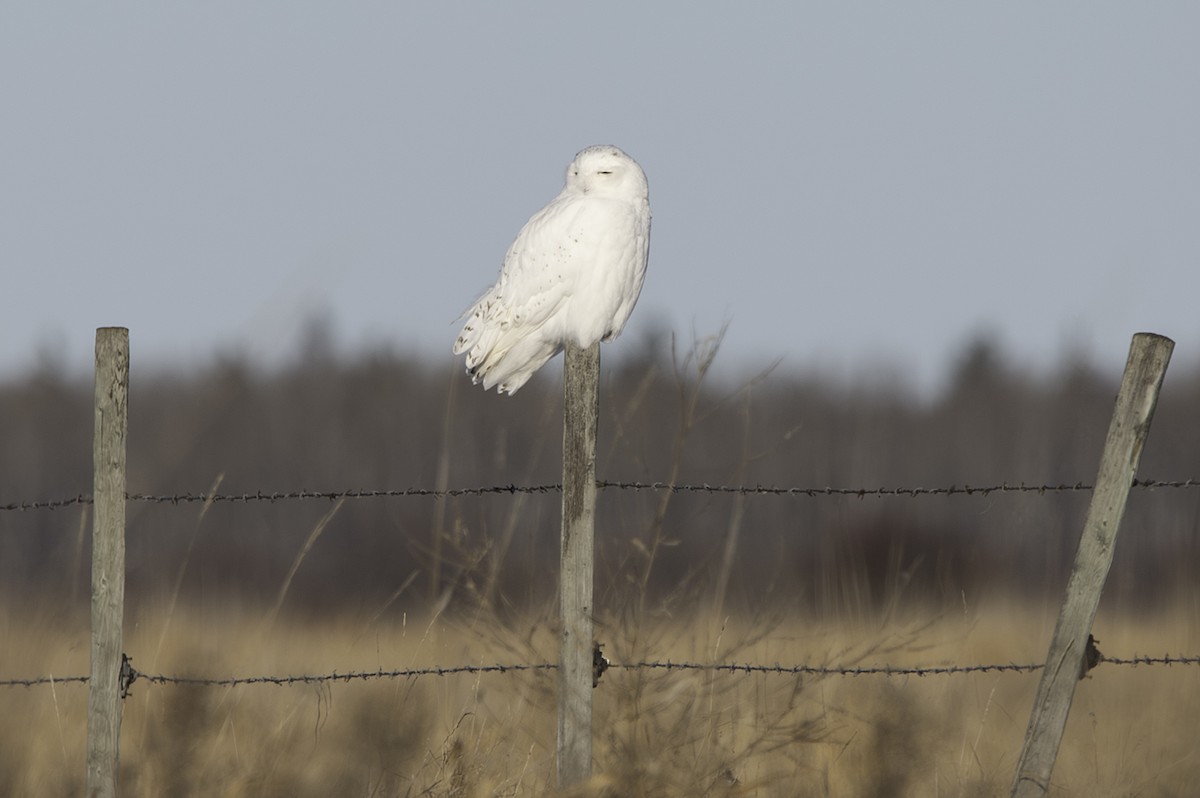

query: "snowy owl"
(453, 145), (651, 394)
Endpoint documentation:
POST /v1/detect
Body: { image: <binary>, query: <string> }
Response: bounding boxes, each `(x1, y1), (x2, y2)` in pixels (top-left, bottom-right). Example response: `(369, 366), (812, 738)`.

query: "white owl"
(453, 145), (651, 394)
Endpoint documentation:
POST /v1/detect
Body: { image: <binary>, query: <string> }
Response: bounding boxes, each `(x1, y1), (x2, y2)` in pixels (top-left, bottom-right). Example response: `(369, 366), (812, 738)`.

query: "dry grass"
(6, 332), (1200, 797)
(2, 595), (1199, 797)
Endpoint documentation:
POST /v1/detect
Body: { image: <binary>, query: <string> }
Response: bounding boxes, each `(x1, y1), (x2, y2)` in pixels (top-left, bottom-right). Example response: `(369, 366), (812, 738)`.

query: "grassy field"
(2, 594), (1198, 797)
(4, 334), (1199, 796)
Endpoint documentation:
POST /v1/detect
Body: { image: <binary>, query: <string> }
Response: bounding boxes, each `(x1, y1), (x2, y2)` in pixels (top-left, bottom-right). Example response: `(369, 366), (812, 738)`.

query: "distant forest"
(2, 329), (1198, 619)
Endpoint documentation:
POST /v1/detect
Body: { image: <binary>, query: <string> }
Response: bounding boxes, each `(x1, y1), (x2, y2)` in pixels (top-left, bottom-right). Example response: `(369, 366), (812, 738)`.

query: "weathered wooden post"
(87, 327), (129, 798)
(1010, 332), (1173, 798)
(558, 342), (599, 788)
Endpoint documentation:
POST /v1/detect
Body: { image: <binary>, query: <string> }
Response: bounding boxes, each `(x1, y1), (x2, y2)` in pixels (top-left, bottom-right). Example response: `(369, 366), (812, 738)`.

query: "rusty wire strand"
(2, 478), (1197, 512)
(0, 675), (90, 688)
(5, 653), (1199, 690)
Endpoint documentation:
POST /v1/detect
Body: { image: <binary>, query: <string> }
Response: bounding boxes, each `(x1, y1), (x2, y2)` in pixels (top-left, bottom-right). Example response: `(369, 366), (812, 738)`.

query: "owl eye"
(597, 170), (613, 175)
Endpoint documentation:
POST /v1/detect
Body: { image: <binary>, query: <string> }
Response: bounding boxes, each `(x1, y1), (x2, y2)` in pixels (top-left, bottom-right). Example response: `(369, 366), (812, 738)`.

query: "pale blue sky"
(3, 3), (1198, 394)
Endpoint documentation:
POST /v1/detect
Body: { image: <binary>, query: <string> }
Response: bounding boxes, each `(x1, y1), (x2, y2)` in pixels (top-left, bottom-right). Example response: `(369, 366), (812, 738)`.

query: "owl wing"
(453, 194), (581, 392)
(454, 191), (648, 394)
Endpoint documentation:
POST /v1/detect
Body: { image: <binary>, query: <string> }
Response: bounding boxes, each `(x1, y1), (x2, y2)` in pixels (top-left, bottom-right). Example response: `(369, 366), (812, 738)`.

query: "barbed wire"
(0, 674), (89, 688)
(0, 485), (562, 512)
(138, 662), (558, 688)
(2, 478), (1197, 513)
(602, 478), (1199, 498)
(5, 653), (1199, 691)
(617, 661), (1046, 676)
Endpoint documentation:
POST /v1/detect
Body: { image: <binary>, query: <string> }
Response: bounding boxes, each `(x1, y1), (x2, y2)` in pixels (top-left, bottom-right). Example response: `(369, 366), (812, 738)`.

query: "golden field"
(3, 595), (1198, 797)
(4, 341), (1200, 795)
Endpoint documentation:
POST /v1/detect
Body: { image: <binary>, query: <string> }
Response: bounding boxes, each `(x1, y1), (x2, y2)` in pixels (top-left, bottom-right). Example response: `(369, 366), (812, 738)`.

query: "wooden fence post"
(558, 342), (599, 789)
(1010, 332), (1173, 798)
(87, 327), (129, 798)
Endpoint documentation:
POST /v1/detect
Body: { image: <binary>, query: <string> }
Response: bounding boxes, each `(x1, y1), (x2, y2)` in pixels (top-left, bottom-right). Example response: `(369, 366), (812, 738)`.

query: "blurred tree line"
(1, 328), (1197, 619)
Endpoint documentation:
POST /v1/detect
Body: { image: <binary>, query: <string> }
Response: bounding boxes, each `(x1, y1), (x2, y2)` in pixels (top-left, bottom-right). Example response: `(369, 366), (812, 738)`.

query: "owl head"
(565, 145), (649, 201)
